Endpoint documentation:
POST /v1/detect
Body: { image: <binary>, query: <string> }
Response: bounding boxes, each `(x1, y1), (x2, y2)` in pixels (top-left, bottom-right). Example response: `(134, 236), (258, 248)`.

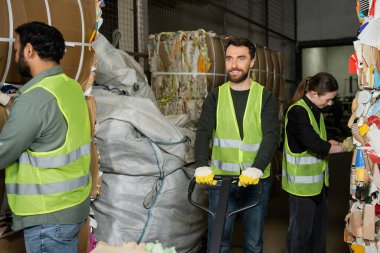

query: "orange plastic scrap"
(351, 243), (365, 253)
(356, 1), (365, 23)
(89, 30), (97, 43)
(88, 29), (97, 51)
(198, 55), (211, 73)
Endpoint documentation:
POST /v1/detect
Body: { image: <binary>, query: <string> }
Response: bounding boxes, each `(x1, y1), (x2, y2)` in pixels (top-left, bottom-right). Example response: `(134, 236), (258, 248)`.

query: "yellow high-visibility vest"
(211, 81), (270, 178)
(282, 99), (328, 196)
(6, 74), (91, 215)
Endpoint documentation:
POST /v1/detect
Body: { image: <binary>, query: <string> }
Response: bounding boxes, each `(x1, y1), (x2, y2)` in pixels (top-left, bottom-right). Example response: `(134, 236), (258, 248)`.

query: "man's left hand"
(238, 167), (263, 187)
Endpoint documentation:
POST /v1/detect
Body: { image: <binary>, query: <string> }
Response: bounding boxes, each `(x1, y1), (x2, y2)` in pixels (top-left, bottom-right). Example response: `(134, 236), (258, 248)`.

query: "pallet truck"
(188, 175), (262, 253)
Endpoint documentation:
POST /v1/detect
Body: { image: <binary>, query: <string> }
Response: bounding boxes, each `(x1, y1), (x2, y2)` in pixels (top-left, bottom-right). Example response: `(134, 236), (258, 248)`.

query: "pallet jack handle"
(188, 175), (262, 253)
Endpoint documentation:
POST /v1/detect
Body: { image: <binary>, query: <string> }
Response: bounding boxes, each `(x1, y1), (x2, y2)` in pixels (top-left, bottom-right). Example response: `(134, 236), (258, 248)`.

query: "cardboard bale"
(0, 230), (26, 253)
(0, 107), (8, 216)
(204, 34), (226, 91)
(86, 95), (101, 199)
(277, 52), (286, 123)
(253, 44), (267, 86)
(271, 50), (280, 97)
(78, 219), (90, 253)
(0, 0), (96, 86)
(264, 47), (274, 92)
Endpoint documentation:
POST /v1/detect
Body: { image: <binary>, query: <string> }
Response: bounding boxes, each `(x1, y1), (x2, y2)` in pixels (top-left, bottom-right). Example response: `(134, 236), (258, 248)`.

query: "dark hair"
(15, 21), (65, 64)
(287, 72), (338, 110)
(226, 37), (256, 59)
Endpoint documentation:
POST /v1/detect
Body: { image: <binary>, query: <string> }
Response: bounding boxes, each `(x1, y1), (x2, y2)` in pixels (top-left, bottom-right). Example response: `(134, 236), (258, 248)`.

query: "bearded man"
(194, 37), (280, 253)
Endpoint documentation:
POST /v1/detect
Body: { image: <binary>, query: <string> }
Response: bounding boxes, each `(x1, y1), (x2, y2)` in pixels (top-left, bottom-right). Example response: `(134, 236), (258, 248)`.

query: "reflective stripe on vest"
(281, 99), (328, 197)
(213, 137), (261, 152)
(211, 81), (270, 177)
(285, 153), (323, 165)
(19, 143), (90, 168)
(7, 174), (90, 195)
(211, 160), (253, 172)
(282, 169), (323, 184)
(5, 74), (91, 215)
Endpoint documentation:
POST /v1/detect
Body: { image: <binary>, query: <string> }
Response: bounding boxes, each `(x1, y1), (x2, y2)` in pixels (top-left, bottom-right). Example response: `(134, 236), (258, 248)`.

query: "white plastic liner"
(92, 33), (156, 101)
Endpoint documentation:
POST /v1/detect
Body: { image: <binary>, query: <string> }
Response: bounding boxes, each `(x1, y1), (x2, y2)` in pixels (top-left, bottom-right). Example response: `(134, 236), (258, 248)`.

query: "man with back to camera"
(194, 37), (280, 253)
(0, 21), (91, 253)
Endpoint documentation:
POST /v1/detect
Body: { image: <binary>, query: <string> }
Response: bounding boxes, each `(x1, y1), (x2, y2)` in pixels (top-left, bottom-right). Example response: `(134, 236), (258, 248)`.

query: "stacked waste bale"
(148, 29), (226, 127)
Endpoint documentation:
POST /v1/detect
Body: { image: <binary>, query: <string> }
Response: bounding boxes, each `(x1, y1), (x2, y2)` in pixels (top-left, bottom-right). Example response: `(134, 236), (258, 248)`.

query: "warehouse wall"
(298, 1), (359, 99)
(297, 0), (359, 42)
(302, 46), (358, 98)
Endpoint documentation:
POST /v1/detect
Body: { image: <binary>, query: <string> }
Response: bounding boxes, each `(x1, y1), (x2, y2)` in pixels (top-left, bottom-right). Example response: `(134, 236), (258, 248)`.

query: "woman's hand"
(329, 140), (344, 154)
(328, 139), (340, 146)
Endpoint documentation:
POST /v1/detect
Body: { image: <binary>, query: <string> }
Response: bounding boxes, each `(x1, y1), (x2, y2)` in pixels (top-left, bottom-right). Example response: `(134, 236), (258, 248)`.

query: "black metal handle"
(188, 178), (215, 217)
(227, 181), (262, 218)
(187, 175), (263, 218)
(188, 175), (263, 253)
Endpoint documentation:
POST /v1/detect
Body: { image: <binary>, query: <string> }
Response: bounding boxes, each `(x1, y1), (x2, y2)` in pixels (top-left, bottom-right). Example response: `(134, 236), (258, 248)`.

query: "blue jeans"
(23, 222), (84, 253)
(207, 178), (271, 253)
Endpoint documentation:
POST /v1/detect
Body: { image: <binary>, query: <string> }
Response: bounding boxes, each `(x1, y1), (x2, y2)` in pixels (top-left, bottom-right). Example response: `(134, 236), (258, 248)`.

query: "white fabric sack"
(91, 89), (207, 252)
(92, 33), (156, 101)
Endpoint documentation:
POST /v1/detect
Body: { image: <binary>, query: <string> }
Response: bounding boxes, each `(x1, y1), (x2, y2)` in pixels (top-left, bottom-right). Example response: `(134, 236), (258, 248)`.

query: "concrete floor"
(229, 152), (353, 253)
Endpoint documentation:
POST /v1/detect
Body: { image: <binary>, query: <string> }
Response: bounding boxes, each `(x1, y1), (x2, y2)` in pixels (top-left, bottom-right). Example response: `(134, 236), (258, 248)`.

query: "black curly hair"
(15, 21), (65, 64)
(225, 37), (256, 59)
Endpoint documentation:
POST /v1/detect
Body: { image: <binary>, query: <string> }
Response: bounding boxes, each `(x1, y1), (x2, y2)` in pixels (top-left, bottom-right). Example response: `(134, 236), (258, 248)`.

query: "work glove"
(238, 167), (263, 187)
(0, 92), (10, 107)
(194, 166), (217, 185)
(341, 136), (354, 152)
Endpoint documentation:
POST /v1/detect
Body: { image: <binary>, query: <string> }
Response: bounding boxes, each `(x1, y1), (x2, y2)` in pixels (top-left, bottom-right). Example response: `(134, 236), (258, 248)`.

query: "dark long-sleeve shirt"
(194, 84), (280, 171)
(286, 95), (331, 157)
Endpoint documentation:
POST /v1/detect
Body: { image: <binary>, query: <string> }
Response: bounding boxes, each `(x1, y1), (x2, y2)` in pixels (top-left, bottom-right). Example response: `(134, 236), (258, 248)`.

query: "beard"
(227, 68), (250, 83)
(16, 51), (32, 78)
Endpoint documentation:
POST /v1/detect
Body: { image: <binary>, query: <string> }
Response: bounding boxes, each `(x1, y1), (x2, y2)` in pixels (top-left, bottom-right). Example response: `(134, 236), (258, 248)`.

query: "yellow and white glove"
(0, 92), (10, 107)
(238, 167), (263, 187)
(341, 136), (354, 152)
(194, 166), (217, 185)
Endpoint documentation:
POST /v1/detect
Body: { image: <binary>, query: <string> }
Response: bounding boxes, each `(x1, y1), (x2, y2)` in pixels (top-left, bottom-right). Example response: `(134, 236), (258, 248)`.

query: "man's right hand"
(194, 166), (217, 185)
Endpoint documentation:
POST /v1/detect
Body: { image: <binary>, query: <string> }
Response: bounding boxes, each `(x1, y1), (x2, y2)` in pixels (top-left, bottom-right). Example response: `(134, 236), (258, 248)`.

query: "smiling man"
(194, 38), (280, 253)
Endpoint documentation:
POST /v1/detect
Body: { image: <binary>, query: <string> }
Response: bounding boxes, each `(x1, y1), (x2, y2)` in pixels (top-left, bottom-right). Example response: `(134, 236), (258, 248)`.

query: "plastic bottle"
(350, 149), (357, 197)
(355, 149), (366, 187)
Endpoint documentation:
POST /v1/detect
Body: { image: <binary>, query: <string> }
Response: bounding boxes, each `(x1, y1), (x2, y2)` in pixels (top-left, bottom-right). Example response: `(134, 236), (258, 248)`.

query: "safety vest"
(210, 81), (270, 178)
(5, 73), (92, 215)
(282, 99), (329, 196)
